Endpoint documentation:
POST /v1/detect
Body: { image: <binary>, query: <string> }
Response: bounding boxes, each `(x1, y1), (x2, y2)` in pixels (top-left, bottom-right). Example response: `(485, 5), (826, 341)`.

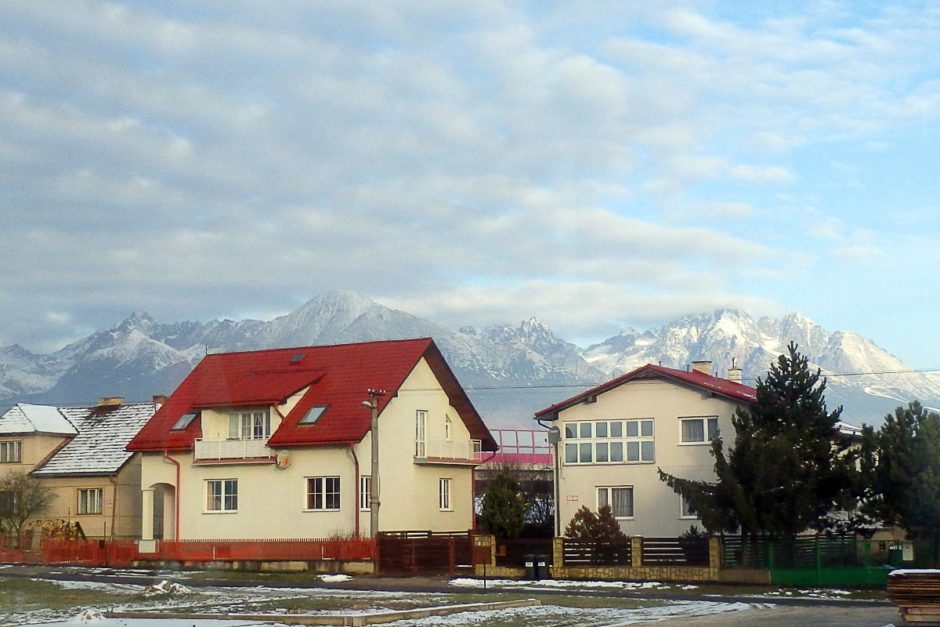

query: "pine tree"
(480, 472), (526, 539)
(659, 342), (857, 540)
(861, 402), (940, 550)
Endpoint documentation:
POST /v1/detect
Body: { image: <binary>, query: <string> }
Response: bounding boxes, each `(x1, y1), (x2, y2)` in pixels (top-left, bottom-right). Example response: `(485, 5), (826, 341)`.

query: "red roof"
(127, 338), (496, 452)
(534, 363), (757, 420)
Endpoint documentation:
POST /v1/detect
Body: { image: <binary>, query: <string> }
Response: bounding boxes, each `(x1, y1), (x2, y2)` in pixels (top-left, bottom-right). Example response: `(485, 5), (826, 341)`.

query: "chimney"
(152, 394), (167, 406)
(690, 360), (712, 376)
(97, 396), (124, 408)
(728, 366), (743, 384)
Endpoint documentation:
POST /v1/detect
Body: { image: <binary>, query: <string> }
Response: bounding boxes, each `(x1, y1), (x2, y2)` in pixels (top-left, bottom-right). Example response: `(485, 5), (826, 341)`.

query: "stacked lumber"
(888, 570), (940, 624)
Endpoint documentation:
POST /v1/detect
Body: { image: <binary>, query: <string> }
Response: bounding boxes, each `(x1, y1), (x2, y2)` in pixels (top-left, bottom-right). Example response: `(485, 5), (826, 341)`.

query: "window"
(680, 495), (698, 519)
(597, 486), (634, 518)
(307, 476), (340, 511)
(299, 405), (327, 425)
(0, 441), (21, 463)
(228, 409), (270, 440)
(415, 410), (427, 457)
(360, 475), (371, 511)
(77, 488), (103, 515)
(171, 413), (197, 431)
(0, 491), (16, 515)
(206, 479), (238, 512)
(439, 478), (452, 511)
(680, 417), (719, 444)
(444, 415), (452, 441)
(563, 420), (655, 464)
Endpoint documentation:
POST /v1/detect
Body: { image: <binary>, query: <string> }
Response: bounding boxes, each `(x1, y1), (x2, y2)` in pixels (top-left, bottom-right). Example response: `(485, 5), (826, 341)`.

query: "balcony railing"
(194, 438), (273, 461)
(416, 438), (483, 464)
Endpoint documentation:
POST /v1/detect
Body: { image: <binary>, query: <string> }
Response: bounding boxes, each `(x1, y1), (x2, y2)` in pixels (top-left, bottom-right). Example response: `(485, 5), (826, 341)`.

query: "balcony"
(414, 438), (484, 465)
(194, 438), (274, 462)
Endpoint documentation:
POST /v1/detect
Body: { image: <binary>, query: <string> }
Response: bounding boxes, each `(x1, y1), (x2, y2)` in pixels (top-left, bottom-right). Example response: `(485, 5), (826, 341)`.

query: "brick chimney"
(152, 394), (167, 406)
(690, 360), (712, 376)
(97, 396), (124, 408)
(728, 366), (743, 384)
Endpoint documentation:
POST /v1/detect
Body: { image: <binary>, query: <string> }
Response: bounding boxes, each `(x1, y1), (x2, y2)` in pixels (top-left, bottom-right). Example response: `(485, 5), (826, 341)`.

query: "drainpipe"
(162, 450), (181, 541)
(108, 475), (119, 540)
(348, 443), (360, 538)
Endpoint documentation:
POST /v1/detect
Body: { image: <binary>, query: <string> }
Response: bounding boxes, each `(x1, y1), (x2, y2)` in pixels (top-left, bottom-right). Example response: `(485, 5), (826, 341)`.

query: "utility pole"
(364, 388), (386, 537)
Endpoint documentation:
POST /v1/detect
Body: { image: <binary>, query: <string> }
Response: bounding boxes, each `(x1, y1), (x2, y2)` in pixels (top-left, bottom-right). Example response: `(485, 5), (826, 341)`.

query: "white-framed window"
(439, 478), (452, 511)
(680, 495), (698, 519)
(0, 441), (21, 463)
(360, 475), (372, 511)
(415, 410), (427, 457)
(77, 488), (103, 515)
(597, 486), (634, 519)
(206, 479), (238, 512)
(444, 415), (452, 441)
(306, 476), (340, 511)
(228, 409), (271, 440)
(680, 416), (719, 444)
(563, 420), (655, 464)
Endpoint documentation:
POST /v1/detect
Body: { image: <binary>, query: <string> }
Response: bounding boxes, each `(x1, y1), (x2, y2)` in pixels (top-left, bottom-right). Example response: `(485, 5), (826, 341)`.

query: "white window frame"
(306, 476), (341, 511)
(679, 416), (719, 445)
(444, 415), (452, 441)
(206, 479), (238, 513)
(563, 419), (655, 465)
(0, 441), (21, 463)
(596, 485), (634, 519)
(228, 409), (271, 440)
(415, 410), (427, 457)
(680, 495), (699, 520)
(439, 478), (452, 511)
(360, 475), (371, 511)
(77, 488), (103, 515)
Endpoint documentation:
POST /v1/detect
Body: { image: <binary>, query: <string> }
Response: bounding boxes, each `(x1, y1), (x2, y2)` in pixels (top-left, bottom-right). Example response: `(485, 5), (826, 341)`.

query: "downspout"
(108, 475), (119, 540)
(163, 450), (181, 541)
(348, 443), (360, 538)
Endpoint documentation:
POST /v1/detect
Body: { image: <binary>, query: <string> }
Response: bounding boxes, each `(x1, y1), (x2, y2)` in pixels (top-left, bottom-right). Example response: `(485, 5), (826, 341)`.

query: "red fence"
(13, 537), (375, 567)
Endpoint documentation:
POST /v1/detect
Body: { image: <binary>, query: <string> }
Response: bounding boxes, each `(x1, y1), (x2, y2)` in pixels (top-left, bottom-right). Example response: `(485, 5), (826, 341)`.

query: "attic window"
(299, 406), (327, 425)
(290, 352), (305, 363)
(171, 412), (198, 431)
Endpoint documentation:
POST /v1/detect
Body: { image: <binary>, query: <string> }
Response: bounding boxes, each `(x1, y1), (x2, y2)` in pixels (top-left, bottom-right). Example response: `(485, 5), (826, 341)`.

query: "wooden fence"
(561, 538), (632, 566)
(642, 536), (709, 566)
(376, 531), (474, 575)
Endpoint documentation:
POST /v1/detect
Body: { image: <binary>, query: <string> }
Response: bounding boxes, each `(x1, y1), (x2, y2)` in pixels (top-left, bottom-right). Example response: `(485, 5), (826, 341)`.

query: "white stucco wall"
(139, 357), (477, 540)
(553, 378), (746, 537)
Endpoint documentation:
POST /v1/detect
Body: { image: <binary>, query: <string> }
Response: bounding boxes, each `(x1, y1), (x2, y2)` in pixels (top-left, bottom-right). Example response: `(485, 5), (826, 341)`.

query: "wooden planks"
(888, 570), (940, 624)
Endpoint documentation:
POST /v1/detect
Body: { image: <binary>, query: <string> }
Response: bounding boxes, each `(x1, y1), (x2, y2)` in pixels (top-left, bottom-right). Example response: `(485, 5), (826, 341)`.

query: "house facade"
(126, 338), (496, 546)
(0, 399), (158, 538)
(535, 361), (756, 537)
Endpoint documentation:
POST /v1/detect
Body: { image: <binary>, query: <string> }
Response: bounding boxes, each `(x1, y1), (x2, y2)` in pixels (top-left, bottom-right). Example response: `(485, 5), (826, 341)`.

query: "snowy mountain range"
(1, 291), (936, 427)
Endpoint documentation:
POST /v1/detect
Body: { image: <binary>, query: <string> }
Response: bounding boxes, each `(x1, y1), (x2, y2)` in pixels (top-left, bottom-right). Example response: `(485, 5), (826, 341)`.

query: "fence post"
(631, 536), (643, 569)
(553, 537), (565, 573)
(448, 537), (456, 576)
(708, 536), (721, 578)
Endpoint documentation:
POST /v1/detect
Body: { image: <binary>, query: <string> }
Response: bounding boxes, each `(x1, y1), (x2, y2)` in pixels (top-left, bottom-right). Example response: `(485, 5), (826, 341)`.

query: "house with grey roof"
(0, 397), (159, 539)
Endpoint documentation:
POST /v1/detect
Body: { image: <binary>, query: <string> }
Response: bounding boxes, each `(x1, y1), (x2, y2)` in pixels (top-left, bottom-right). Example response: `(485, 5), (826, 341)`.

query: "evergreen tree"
(479, 473), (526, 539)
(564, 505), (627, 543)
(659, 342), (857, 539)
(861, 402), (940, 546)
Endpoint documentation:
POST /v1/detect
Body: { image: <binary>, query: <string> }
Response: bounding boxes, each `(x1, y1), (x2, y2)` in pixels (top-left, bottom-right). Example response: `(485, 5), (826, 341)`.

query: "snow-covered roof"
(31, 402), (157, 477)
(836, 420), (863, 438)
(0, 403), (78, 435)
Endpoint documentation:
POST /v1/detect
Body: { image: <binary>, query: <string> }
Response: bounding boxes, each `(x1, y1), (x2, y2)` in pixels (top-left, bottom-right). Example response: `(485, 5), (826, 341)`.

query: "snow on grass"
(450, 577), (671, 590)
(383, 599), (768, 626)
(317, 573), (352, 582)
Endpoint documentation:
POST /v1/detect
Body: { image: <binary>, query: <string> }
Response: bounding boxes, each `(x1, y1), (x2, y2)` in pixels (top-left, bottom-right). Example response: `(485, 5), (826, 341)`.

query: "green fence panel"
(770, 566), (890, 588)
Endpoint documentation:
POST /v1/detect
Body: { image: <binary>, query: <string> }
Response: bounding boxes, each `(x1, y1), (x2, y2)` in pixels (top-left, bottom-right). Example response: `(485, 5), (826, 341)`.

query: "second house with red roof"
(126, 338), (496, 545)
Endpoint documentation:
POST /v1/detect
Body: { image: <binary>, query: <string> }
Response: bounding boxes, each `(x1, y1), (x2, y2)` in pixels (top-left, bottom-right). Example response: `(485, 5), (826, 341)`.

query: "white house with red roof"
(126, 338), (496, 546)
(535, 361), (756, 537)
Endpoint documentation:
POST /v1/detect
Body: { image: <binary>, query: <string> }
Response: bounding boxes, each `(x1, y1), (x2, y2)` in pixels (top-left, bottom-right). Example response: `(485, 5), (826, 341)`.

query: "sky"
(1, 1), (939, 367)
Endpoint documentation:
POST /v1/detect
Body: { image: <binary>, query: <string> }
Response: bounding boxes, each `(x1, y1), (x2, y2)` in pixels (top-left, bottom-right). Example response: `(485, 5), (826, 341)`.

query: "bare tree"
(0, 470), (55, 546)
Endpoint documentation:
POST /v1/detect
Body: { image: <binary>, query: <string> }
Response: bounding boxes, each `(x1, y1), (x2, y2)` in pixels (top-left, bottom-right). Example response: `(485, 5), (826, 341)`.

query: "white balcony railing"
(417, 438), (483, 463)
(194, 438), (274, 461)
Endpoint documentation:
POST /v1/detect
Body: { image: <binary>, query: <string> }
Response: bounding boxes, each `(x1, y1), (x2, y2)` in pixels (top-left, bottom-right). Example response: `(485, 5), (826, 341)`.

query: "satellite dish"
(276, 452), (291, 469)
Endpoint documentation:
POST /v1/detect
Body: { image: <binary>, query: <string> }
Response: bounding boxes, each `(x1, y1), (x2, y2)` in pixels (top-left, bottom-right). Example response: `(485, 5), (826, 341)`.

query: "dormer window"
(171, 412), (198, 431)
(228, 409), (271, 440)
(299, 406), (327, 425)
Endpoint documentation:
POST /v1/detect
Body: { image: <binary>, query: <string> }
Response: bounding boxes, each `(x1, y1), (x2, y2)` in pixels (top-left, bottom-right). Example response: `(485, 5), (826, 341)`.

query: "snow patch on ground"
(143, 580), (192, 597)
(450, 577), (671, 590)
(317, 573), (352, 582)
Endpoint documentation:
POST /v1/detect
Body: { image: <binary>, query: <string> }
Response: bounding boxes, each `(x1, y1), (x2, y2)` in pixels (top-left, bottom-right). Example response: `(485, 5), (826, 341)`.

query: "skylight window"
(290, 352), (305, 363)
(171, 412), (198, 431)
(299, 406), (327, 425)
